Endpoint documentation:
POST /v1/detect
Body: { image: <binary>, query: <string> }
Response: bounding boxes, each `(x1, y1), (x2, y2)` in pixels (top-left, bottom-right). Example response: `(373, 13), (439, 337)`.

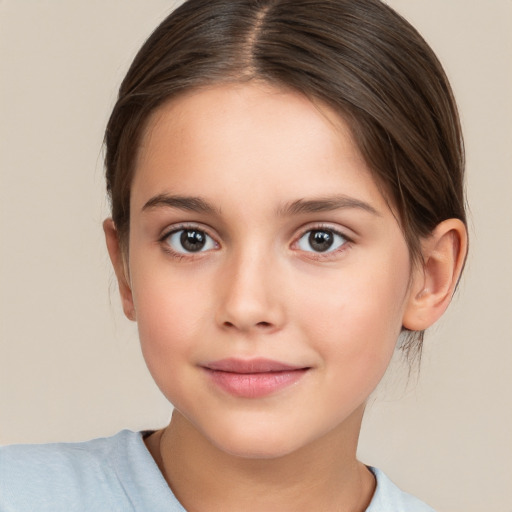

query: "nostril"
(222, 320), (272, 330)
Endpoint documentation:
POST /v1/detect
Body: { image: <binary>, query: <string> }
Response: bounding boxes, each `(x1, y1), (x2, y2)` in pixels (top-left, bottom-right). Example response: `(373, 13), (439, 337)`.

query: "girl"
(0, 0), (468, 510)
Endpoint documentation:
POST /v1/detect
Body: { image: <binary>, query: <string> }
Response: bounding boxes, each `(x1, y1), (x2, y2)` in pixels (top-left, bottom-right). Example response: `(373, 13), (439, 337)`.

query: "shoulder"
(0, 430), (170, 512)
(366, 467), (436, 512)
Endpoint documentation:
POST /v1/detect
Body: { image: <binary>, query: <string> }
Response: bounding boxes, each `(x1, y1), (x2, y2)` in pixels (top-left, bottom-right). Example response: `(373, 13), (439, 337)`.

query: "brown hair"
(104, 0), (466, 356)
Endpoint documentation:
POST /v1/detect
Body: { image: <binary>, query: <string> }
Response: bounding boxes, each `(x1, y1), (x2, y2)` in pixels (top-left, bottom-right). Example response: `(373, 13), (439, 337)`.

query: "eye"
(296, 229), (347, 253)
(165, 228), (217, 254)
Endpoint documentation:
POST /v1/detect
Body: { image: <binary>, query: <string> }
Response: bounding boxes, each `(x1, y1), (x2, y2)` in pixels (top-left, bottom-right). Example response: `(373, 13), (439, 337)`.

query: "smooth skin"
(104, 83), (467, 512)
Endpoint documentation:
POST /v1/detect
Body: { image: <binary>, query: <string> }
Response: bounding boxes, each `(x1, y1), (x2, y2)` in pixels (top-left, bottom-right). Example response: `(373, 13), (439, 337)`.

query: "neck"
(146, 407), (375, 512)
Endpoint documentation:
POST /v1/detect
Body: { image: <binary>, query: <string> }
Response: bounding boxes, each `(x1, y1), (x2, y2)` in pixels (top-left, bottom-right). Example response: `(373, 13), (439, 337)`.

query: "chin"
(214, 435), (302, 460)
(201, 417), (322, 461)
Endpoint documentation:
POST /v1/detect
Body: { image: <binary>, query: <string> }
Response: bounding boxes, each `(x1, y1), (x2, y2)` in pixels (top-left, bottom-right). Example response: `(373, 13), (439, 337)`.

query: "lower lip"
(204, 369), (308, 398)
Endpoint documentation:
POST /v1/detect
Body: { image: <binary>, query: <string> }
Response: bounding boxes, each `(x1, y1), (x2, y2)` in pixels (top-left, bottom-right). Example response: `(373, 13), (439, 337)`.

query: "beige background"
(1, 1), (511, 511)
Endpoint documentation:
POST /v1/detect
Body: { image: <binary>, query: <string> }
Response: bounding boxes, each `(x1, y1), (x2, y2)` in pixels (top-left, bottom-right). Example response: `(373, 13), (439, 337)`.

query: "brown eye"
(297, 229), (347, 253)
(180, 230), (206, 252)
(309, 231), (333, 252)
(165, 229), (216, 253)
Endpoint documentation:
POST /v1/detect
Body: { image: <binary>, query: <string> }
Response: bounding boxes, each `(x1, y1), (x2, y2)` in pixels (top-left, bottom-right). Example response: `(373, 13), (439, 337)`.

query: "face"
(122, 83), (417, 458)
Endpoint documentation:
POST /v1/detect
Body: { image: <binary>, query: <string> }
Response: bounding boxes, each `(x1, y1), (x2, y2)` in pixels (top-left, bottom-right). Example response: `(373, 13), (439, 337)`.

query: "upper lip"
(202, 358), (307, 374)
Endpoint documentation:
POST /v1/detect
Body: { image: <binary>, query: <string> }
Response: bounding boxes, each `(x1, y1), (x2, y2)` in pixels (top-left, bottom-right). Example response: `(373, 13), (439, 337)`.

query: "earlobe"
(402, 218), (468, 331)
(103, 219), (136, 321)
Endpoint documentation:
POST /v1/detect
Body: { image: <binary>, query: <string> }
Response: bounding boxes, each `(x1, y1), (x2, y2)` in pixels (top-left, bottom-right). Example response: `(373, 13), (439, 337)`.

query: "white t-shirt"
(0, 430), (435, 511)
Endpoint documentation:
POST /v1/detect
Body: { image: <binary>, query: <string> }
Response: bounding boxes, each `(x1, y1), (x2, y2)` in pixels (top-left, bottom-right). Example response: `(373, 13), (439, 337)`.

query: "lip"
(201, 358), (310, 398)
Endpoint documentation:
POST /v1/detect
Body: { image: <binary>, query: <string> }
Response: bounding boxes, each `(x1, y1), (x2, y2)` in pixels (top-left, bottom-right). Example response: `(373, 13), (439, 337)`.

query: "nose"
(216, 248), (286, 334)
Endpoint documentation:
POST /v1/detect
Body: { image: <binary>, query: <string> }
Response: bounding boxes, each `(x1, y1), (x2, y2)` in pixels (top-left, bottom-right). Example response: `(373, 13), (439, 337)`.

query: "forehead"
(131, 82), (388, 215)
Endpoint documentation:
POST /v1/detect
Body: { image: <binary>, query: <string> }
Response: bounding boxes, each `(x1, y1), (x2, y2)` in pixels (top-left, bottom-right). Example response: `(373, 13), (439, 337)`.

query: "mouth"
(201, 358), (310, 398)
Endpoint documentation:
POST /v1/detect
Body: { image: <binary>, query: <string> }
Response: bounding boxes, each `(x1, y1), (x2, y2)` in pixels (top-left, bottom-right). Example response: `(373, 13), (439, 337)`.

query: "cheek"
(293, 249), (411, 377)
(130, 263), (214, 380)
(299, 287), (405, 415)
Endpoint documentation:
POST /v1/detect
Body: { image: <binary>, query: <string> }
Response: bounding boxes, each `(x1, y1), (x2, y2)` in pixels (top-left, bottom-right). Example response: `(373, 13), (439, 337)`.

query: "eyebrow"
(277, 196), (381, 217)
(142, 193), (380, 218)
(142, 194), (220, 215)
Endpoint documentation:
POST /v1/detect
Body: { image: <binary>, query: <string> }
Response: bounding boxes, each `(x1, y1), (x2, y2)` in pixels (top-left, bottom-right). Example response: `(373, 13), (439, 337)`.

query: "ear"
(403, 218), (468, 331)
(103, 219), (136, 321)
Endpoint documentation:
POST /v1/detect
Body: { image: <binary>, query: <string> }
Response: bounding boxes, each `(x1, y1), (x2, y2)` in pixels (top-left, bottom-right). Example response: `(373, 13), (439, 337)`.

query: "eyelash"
(293, 224), (352, 260)
(159, 223), (219, 260)
(158, 223), (352, 261)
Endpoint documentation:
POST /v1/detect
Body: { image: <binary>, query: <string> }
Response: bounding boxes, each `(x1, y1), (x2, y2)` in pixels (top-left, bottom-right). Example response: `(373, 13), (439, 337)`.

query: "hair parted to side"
(104, 0), (467, 359)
